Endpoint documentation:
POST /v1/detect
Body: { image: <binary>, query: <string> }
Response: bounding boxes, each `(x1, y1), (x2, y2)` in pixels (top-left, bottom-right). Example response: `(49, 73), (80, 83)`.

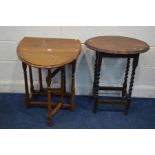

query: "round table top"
(85, 36), (149, 55)
(17, 37), (81, 68)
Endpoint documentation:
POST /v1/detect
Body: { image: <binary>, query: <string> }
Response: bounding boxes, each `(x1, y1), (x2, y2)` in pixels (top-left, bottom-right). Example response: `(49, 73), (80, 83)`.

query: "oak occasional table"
(17, 37), (81, 126)
(85, 36), (149, 114)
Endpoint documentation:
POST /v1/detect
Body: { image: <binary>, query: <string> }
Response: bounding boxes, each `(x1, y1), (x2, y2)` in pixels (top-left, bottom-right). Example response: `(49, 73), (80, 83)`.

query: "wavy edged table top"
(17, 37), (81, 68)
(85, 36), (149, 55)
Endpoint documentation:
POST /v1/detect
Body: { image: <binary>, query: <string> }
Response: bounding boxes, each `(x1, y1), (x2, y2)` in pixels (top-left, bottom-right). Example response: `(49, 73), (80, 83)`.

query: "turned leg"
(61, 66), (65, 103)
(38, 68), (43, 91)
(29, 66), (34, 93)
(46, 69), (53, 126)
(70, 61), (76, 112)
(64, 66), (67, 95)
(22, 63), (30, 108)
(124, 54), (139, 115)
(122, 58), (130, 97)
(93, 52), (102, 113)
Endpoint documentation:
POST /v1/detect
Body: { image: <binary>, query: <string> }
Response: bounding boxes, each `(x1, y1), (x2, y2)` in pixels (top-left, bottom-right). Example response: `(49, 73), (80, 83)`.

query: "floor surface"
(0, 93), (155, 129)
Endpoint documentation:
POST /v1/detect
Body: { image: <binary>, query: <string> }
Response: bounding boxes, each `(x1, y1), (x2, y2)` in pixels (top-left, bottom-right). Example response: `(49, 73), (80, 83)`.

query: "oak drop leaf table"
(17, 37), (81, 126)
(85, 36), (149, 114)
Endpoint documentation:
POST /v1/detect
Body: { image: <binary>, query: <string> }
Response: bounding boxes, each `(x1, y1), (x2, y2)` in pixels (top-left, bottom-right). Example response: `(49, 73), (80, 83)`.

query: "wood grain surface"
(17, 37), (81, 68)
(85, 36), (149, 54)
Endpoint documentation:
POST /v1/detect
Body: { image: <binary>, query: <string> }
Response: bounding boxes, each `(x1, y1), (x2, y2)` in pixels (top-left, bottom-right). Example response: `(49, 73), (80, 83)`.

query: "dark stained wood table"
(17, 37), (81, 126)
(85, 36), (149, 114)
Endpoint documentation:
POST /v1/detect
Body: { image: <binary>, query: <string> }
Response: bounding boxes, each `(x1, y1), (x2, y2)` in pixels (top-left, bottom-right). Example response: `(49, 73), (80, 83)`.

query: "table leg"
(29, 66), (34, 94)
(46, 69), (53, 126)
(124, 54), (139, 115)
(93, 52), (102, 113)
(122, 58), (130, 97)
(61, 66), (65, 103)
(22, 63), (30, 108)
(70, 61), (76, 112)
(64, 66), (67, 95)
(38, 68), (43, 91)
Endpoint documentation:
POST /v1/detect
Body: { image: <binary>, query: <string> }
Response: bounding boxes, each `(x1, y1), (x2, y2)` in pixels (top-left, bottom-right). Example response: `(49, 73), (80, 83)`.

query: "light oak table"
(17, 37), (81, 126)
(85, 36), (149, 114)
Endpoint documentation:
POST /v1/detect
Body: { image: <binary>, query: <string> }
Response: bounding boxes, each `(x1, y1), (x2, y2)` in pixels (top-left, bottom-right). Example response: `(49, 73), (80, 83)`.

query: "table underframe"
(22, 61), (76, 126)
(93, 51), (140, 115)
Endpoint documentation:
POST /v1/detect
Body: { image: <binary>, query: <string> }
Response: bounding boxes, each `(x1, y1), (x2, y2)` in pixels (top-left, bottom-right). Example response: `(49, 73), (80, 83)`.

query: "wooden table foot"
(48, 117), (52, 126)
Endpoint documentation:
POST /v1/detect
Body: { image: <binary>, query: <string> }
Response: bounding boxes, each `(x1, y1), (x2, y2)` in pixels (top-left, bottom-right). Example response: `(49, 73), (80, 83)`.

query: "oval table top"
(85, 36), (149, 55)
(17, 37), (81, 68)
